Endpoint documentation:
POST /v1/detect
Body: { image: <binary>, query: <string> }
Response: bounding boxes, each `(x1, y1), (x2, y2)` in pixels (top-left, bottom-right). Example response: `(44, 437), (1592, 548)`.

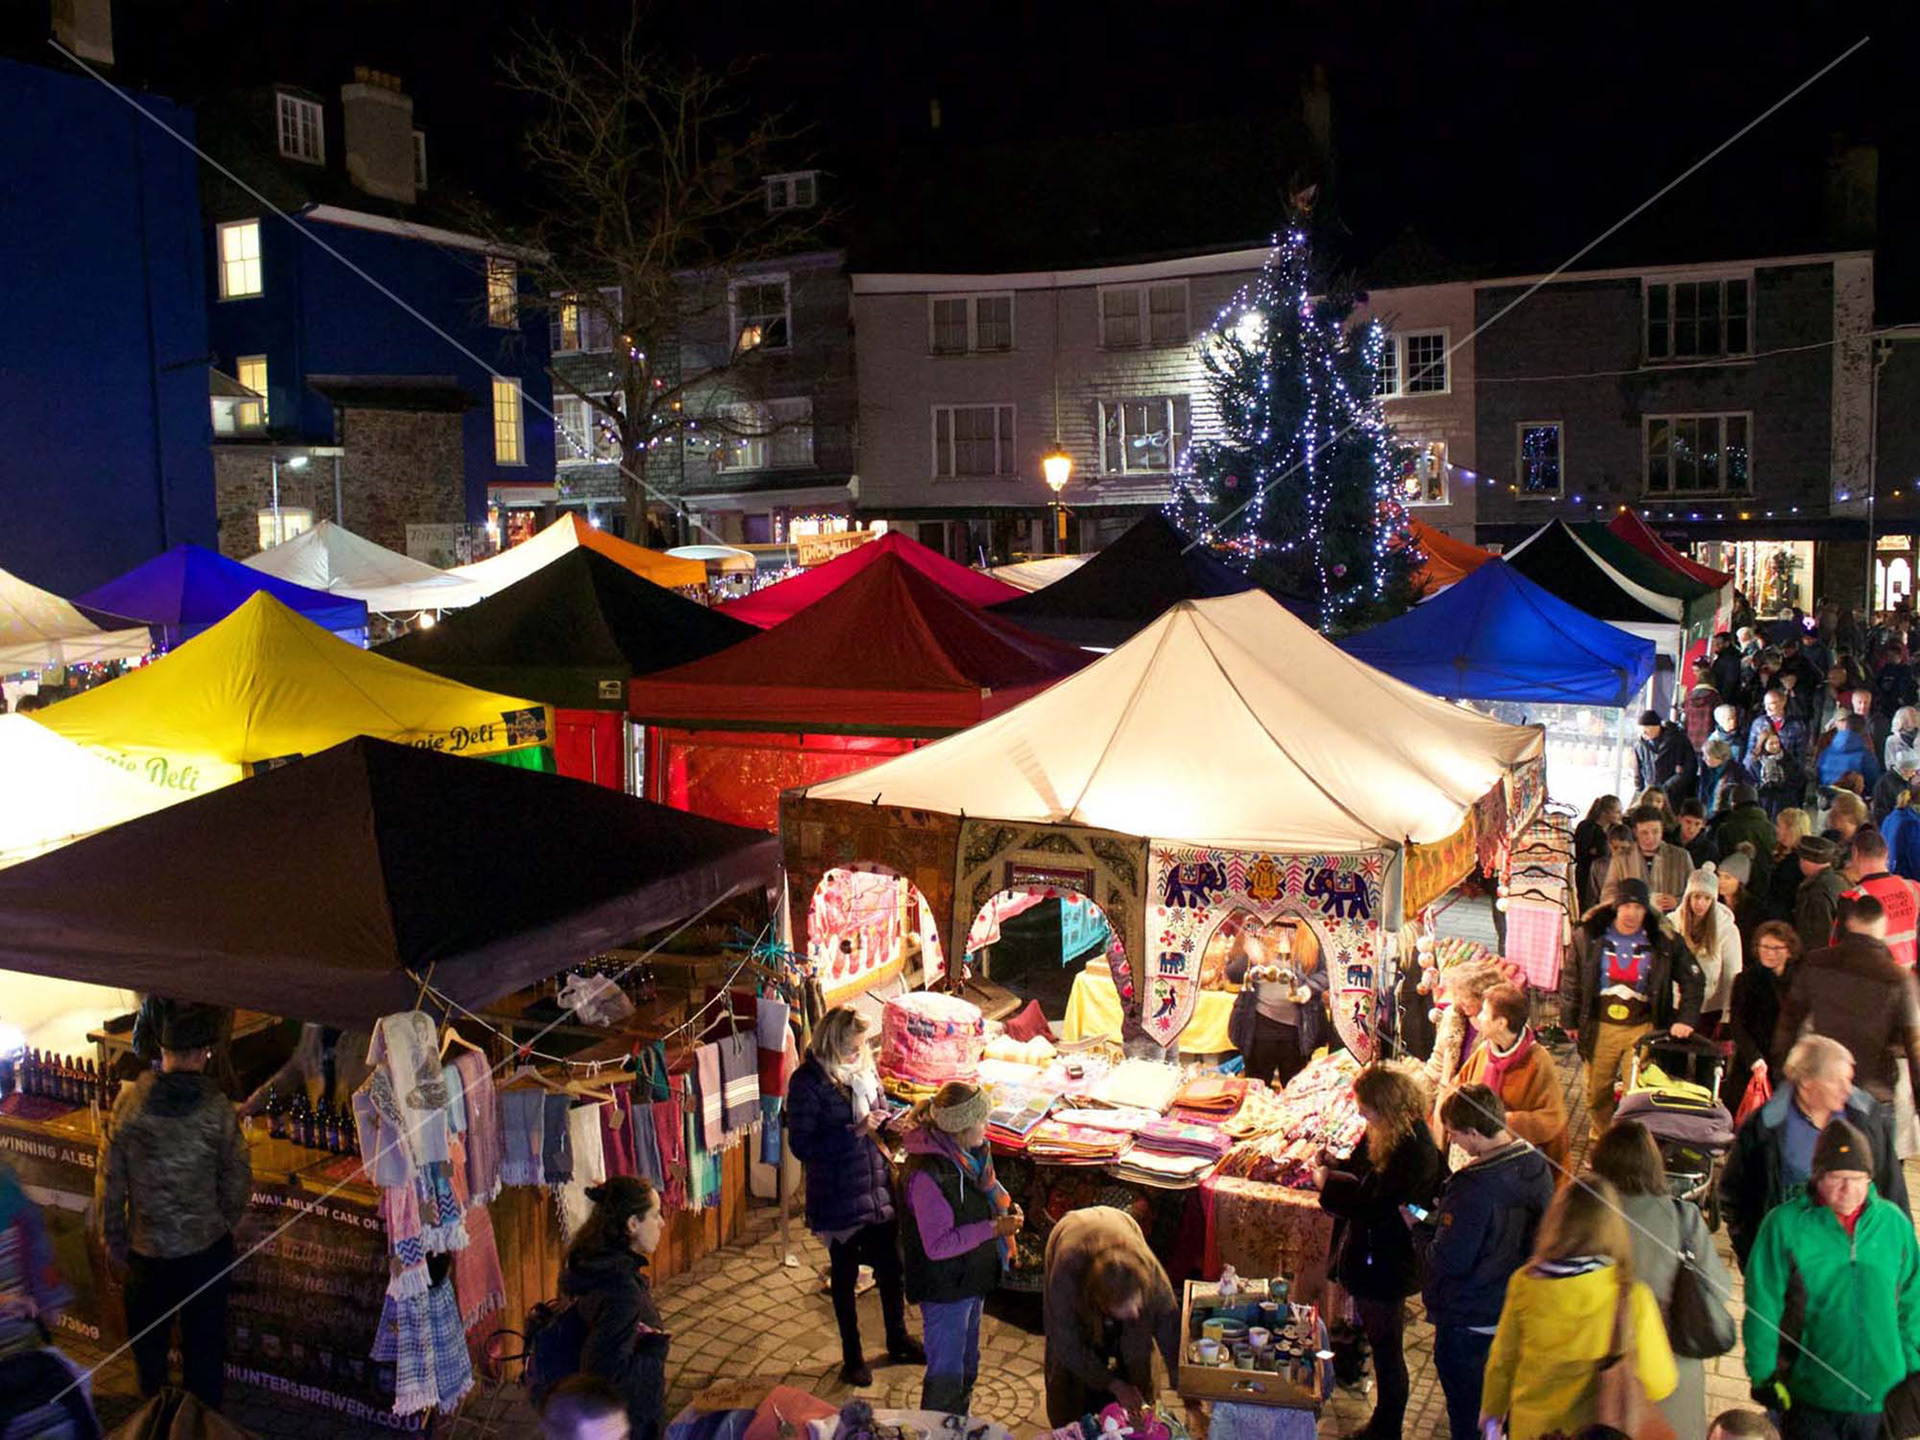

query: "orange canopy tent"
(1606, 509), (1732, 589)
(451, 515), (706, 595)
(1408, 518), (1495, 594)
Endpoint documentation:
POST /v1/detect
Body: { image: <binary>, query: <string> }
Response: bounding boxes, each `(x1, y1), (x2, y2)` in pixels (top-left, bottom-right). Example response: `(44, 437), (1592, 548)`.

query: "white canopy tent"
(244, 521), (483, 614)
(0, 568), (150, 669)
(987, 555), (1091, 592)
(801, 588), (1542, 852)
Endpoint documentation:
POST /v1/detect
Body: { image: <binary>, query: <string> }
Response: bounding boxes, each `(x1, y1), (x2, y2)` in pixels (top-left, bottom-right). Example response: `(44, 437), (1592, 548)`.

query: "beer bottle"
(266, 1086), (286, 1140)
(22, 1051), (39, 1098)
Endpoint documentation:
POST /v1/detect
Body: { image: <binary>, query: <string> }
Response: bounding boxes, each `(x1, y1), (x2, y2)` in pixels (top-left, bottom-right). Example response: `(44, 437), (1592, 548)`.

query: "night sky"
(105, 0), (1912, 301)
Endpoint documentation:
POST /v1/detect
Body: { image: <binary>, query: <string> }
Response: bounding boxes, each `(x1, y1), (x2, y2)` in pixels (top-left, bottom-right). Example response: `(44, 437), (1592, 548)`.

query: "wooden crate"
(1174, 1280), (1324, 1411)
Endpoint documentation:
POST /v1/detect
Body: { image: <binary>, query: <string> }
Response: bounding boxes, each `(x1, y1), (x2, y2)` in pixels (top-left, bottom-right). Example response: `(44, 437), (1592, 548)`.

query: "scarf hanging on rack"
(556, 1102), (610, 1240)
(695, 1044), (724, 1151)
(637, 1040), (671, 1102)
(445, 1133), (506, 1333)
(452, 1052), (503, 1204)
(417, 1162), (467, 1255)
(498, 1089), (546, 1188)
(441, 1062), (468, 1136)
(428, 1274), (474, 1409)
(629, 1089), (663, 1187)
(684, 1094), (718, 1210)
(719, 1031), (758, 1136)
(650, 1097), (684, 1209)
(599, 1090), (636, 1179)
(756, 996), (792, 1097)
(353, 1078), (413, 1189)
(368, 1013), (450, 1167)
(378, 1172), (429, 1300)
(541, 1092), (574, 1183)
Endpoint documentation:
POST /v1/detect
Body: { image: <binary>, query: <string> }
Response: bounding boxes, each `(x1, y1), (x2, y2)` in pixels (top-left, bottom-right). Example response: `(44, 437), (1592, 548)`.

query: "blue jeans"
(919, 1296), (985, 1415)
(1432, 1326), (1495, 1440)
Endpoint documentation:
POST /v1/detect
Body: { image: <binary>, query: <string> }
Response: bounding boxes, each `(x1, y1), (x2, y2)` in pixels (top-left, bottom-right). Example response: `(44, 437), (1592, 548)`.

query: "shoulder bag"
(1595, 1277), (1678, 1440)
(1664, 1200), (1736, 1359)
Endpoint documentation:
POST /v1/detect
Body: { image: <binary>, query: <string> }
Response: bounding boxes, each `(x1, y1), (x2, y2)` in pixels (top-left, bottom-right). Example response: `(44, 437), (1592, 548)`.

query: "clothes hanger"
(440, 1025), (486, 1060)
(498, 1049), (565, 1093)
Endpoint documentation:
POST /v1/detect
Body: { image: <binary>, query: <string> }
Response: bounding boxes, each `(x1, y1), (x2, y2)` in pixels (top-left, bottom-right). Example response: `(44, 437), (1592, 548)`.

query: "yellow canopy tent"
(34, 592), (552, 794)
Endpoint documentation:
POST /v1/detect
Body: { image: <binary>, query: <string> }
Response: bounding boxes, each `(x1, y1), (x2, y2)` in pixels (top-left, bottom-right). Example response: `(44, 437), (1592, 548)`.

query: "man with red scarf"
(1446, 982), (1570, 1177)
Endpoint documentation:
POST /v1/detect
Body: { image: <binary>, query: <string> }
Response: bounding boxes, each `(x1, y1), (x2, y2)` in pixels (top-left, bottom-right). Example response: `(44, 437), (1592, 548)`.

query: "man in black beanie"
(96, 1002), (251, 1410)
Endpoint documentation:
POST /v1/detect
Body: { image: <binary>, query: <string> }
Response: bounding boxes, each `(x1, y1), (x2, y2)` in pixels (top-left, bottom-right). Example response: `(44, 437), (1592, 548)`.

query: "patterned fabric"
(418, 1162), (467, 1254)
(695, 1044), (724, 1150)
(719, 1031), (758, 1135)
(686, 1099), (718, 1210)
(1504, 899), (1566, 990)
(379, 1171), (429, 1300)
(445, 1135), (506, 1333)
(498, 1089), (545, 1187)
(1132, 1117), (1230, 1160)
(540, 1092), (574, 1183)
(452, 1052), (503, 1204)
(367, 1012), (450, 1167)
(353, 1083), (412, 1188)
(428, 1274), (474, 1408)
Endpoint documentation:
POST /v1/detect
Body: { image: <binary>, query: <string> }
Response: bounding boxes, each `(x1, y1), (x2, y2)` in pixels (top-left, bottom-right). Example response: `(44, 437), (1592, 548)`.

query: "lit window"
(932, 404), (1015, 478)
(413, 130), (427, 190)
(1516, 423), (1564, 496)
(217, 220), (263, 300)
(1099, 282), (1189, 348)
(713, 397), (814, 472)
(257, 507), (314, 551)
(731, 279), (790, 351)
(1401, 440), (1448, 506)
(276, 92), (324, 165)
(551, 287), (621, 354)
(1646, 413), (1751, 495)
(765, 171), (819, 211)
(1099, 397), (1191, 474)
(492, 378), (524, 465)
(235, 355), (268, 430)
(486, 257), (518, 328)
(927, 293), (1014, 354)
(1647, 277), (1750, 361)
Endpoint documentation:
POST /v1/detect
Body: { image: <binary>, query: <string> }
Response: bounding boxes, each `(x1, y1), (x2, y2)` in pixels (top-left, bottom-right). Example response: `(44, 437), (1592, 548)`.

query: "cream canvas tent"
(0, 568), (150, 668)
(783, 589), (1544, 1056)
(988, 555), (1090, 592)
(245, 520), (483, 614)
(452, 515), (706, 597)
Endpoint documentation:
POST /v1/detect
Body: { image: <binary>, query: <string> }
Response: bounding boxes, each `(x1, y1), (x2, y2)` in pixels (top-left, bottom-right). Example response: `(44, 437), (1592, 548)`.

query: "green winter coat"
(1743, 1190), (1920, 1414)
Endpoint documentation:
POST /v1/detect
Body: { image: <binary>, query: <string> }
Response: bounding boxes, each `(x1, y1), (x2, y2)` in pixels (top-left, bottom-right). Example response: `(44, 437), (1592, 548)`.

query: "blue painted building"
(0, 53), (215, 595)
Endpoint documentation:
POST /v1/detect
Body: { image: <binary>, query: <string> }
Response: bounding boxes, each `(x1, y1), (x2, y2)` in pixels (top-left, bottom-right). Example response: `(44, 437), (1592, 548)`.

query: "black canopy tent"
(0, 737), (779, 1025)
(379, 548), (757, 709)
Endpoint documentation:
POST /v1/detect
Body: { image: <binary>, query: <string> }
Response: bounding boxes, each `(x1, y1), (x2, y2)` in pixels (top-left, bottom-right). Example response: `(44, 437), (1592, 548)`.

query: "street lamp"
(269, 454), (309, 547)
(1042, 446), (1072, 550)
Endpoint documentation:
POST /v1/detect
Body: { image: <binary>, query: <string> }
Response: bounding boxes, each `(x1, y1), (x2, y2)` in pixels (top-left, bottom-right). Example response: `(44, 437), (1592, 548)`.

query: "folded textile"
(541, 1092), (574, 1183)
(1172, 1074), (1248, 1115)
(1049, 1106), (1161, 1134)
(1088, 1058), (1181, 1113)
(1133, 1117), (1230, 1160)
(1106, 1149), (1219, 1187)
(631, 1093), (664, 1187)
(453, 1052), (503, 1204)
(695, 1044), (724, 1151)
(986, 1088), (1054, 1140)
(1025, 1119), (1132, 1163)
(719, 1031), (758, 1135)
(498, 1089), (546, 1188)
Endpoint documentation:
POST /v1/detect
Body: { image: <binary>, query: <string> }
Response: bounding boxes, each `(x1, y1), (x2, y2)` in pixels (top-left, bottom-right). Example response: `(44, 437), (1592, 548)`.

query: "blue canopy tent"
(77, 543), (367, 648)
(1338, 559), (1656, 706)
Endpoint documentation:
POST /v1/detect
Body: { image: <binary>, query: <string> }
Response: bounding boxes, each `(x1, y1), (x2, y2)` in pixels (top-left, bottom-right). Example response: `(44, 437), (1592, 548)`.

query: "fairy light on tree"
(1170, 190), (1420, 631)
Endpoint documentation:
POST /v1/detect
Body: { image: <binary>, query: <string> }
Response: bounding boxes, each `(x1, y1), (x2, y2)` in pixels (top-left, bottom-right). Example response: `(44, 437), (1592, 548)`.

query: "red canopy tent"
(1607, 509), (1732, 589)
(716, 529), (1023, 629)
(1408, 517), (1496, 595)
(630, 552), (1091, 828)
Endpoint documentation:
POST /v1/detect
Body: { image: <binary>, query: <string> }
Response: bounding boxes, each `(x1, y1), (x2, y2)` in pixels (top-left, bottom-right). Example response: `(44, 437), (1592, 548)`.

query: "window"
(217, 220), (263, 300)
(257, 507), (314, 551)
(276, 92), (324, 165)
(1377, 338), (1399, 398)
(1098, 282), (1189, 348)
(486, 257), (518, 328)
(731, 278), (790, 352)
(714, 397), (814, 472)
(413, 130), (427, 190)
(551, 288), (621, 354)
(492, 378), (524, 465)
(932, 404), (1016, 478)
(1646, 277), (1750, 360)
(234, 355), (268, 430)
(928, 293), (1013, 354)
(556, 394), (621, 466)
(1377, 329), (1448, 397)
(1515, 423), (1564, 496)
(765, 171), (819, 211)
(1401, 440), (1447, 506)
(1645, 412), (1751, 495)
(1099, 397), (1191, 475)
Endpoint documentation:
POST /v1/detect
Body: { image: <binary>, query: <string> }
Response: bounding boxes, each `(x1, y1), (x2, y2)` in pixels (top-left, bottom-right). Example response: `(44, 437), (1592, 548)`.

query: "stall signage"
(1004, 861), (1096, 896)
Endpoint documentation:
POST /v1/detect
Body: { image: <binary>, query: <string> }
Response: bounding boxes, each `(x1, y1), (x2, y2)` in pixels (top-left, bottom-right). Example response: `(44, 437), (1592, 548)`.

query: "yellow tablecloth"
(1061, 969), (1237, 1054)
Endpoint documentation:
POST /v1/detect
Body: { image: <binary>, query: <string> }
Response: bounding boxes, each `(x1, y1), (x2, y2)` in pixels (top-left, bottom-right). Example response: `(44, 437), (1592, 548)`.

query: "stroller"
(1618, 1031), (1735, 1231)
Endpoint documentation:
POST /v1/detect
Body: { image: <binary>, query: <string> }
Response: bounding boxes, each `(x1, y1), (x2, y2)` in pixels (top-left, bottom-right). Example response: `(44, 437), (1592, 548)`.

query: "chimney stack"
(51, 0), (114, 66)
(340, 66), (416, 205)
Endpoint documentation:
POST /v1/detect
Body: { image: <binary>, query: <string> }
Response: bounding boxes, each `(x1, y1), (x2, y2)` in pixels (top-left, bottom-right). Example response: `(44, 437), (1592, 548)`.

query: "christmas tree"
(1171, 198), (1421, 632)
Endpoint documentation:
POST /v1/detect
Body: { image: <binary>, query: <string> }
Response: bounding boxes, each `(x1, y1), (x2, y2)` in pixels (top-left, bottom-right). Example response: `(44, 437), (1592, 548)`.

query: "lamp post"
(1042, 446), (1072, 553)
(268, 454), (309, 547)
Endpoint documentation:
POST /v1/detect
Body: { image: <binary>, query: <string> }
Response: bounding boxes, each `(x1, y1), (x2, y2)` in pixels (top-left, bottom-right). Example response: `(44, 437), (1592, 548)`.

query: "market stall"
(988, 515), (1257, 649)
(1570, 521), (1730, 668)
(1607, 509), (1733, 590)
(0, 566), (150, 669)
(715, 529), (1023, 630)
(987, 554), (1090, 592)
(1405, 517), (1495, 597)
(449, 514), (707, 597)
(32, 591), (553, 792)
(0, 714), (179, 867)
(75, 541), (368, 646)
(0, 737), (782, 1425)
(244, 520), (484, 615)
(381, 549), (755, 791)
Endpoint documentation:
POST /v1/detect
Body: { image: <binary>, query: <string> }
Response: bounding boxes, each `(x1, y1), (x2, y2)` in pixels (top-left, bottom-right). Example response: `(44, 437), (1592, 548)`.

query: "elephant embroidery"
(1304, 865), (1372, 920)
(1161, 859), (1226, 910)
(1156, 950), (1190, 977)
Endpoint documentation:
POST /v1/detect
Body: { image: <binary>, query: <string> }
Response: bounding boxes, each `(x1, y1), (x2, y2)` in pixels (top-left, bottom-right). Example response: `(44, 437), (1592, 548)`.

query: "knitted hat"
(1811, 1118), (1873, 1179)
(1719, 849), (1754, 887)
(1797, 835), (1839, 865)
(931, 1085), (992, 1134)
(1613, 877), (1652, 910)
(1638, 709), (1664, 727)
(1726, 784), (1760, 807)
(1685, 864), (1719, 900)
(159, 1003), (220, 1052)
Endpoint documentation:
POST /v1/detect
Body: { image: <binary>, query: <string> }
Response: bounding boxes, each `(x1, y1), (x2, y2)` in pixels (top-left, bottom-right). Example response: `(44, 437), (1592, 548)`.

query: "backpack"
(519, 1297), (587, 1405)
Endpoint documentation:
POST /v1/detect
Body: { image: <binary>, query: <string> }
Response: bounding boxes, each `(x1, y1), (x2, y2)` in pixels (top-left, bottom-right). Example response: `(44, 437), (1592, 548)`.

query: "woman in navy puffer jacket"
(1817, 712), (1881, 790)
(786, 1006), (924, 1386)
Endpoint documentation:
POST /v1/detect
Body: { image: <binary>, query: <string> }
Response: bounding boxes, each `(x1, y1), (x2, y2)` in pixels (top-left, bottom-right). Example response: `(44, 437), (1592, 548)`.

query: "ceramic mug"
(1258, 1301), (1281, 1327)
(1248, 1327), (1271, 1351)
(1233, 1344), (1255, 1370)
(1195, 1339), (1221, 1366)
(1202, 1318), (1229, 1343)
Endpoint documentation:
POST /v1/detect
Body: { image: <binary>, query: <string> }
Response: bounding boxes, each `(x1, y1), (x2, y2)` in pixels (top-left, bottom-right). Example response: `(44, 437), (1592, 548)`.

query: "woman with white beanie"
(1668, 864), (1742, 1033)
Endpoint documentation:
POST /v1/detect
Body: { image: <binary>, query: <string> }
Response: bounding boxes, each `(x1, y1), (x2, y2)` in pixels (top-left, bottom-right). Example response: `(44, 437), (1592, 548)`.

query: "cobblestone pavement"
(60, 1043), (1920, 1439)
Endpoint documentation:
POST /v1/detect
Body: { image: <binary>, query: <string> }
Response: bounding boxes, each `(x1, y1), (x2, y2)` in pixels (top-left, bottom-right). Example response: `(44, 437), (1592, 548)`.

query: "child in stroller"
(1617, 1030), (1736, 1230)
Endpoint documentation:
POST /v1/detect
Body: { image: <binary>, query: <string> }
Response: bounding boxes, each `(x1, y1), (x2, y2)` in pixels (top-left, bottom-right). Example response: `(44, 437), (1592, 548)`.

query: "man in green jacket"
(1744, 1118), (1920, 1440)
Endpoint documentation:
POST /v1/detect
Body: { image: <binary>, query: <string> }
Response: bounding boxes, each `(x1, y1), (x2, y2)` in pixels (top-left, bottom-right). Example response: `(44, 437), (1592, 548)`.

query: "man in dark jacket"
(1793, 834), (1847, 953)
(1414, 1085), (1555, 1440)
(1773, 894), (1920, 1104)
(1562, 879), (1703, 1142)
(1719, 1033), (1910, 1268)
(1710, 631), (1746, 703)
(1635, 710), (1699, 807)
(96, 1003), (251, 1409)
(1712, 785), (1778, 896)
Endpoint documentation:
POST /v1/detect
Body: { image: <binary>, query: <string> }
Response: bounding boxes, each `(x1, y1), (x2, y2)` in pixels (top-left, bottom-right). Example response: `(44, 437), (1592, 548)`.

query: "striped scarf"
(928, 1128), (1013, 1267)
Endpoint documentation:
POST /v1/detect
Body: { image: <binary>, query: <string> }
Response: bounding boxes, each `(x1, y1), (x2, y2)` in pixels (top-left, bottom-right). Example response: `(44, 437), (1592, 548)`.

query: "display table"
(1199, 1174), (1335, 1303)
(1063, 969), (1236, 1054)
